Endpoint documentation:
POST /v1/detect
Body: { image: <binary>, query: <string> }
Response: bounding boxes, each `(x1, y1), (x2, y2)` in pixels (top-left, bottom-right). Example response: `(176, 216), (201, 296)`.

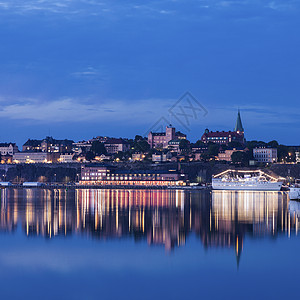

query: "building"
(201, 110), (245, 145)
(88, 136), (109, 143)
(104, 138), (130, 154)
(95, 154), (112, 161)
(13, 152), (56, 163)
(72, 140), (92, 154)
(148, 125), (176, 149)
(59, 153), (75, 163)
(175, 131), (187, 140)
(23, 137), (73, 153)
(80, 165), (186, 186)
(218, 148), (246, 162)
(296, 152), (300, 163)
(168, 139), (181, 152)
(132, 153), (145, 161)
(253, 148), (277, 163)
(152, 154), (167, 162)
(0, 143), (19, 155)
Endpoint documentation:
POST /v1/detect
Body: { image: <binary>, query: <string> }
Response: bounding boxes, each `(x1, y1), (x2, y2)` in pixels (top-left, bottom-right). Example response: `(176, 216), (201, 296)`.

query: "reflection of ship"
(289, 180), (300, 200)
(289, 200), (300, 215)
(212, 170), (283, 191)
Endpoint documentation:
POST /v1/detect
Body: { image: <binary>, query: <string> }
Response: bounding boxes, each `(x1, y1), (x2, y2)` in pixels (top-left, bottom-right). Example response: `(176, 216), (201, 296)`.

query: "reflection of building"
(0, 188), (187, 251)
(0, 188), (298, 258)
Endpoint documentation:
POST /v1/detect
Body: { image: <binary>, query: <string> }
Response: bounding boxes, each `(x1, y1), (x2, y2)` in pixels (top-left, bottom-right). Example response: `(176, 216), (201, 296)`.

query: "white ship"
(289, 180), (300, 200)
(212, 170), (283, 191)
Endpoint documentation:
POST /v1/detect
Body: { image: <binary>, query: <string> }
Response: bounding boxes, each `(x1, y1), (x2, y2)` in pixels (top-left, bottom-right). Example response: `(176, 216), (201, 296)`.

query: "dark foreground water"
(0, 188), (299, 300)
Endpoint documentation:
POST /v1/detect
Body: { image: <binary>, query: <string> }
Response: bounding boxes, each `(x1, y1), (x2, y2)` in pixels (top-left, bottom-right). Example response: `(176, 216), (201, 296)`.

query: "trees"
(231, 151), (251, 166)
(179, 139), (190, 152)
(85, 151), (95, 161)
(207, 143), (219, 157)
(227, 141), (245, 149)
(267, 140), (279, 148)
(193, 140), (206, 147)
(246, 140), (266, 150)
(131, 136), (150, 153)
(91, 141), (107, 156)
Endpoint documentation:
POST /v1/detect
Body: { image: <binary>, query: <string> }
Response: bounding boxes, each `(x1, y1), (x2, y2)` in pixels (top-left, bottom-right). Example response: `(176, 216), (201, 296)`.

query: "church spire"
(234, 109), (244, 132)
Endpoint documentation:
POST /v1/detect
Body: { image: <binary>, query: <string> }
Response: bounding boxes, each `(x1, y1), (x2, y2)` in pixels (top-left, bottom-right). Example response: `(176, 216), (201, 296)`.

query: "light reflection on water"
(0, 189), (298, 254)
(1, 188), (300, 299)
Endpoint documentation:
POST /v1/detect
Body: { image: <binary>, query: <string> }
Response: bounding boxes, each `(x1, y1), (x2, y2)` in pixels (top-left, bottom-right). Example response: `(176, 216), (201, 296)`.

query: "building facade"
(80, 165), (185, 186)
(0, 143), (19, 155)
(59, 153), (75, 163)
(13, 152), (53, 163)
(168, 139), (181, 152)
(218, 148), (246, 162)
(72, 140), (92, 154)
(295, 152), (300, 163)
(148, 125), (176, 149)
(104, 138), (130, 154)
(201, 110), (245, 145)
(253, 148), (277, 163)
(23, 137), (73, 153)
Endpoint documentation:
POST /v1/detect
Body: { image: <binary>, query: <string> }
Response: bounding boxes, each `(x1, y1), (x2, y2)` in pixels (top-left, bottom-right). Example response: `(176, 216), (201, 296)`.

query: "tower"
(234, 110), (244, 133)
(165, 125), (175, 142)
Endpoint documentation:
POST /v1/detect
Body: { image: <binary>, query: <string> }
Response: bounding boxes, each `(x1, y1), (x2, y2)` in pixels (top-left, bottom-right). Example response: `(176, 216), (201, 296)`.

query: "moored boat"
(212, 170), (283, 191)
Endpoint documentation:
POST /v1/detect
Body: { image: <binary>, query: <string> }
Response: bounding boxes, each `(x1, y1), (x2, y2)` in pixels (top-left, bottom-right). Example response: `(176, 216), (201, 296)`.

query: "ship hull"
(212, 179), (282, 191)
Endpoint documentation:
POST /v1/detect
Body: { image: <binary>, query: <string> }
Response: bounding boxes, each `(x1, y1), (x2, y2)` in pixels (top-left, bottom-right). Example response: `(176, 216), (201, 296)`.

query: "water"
(0, 188), (299, 300)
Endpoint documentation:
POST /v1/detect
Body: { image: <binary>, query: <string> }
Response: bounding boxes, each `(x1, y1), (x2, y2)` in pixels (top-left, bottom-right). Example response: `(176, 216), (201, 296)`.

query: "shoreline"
(1, 184), (210, 190)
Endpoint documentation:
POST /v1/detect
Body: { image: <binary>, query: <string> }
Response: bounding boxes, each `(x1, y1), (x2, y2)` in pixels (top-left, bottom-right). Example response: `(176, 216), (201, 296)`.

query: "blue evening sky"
(0, 0), (299, 146)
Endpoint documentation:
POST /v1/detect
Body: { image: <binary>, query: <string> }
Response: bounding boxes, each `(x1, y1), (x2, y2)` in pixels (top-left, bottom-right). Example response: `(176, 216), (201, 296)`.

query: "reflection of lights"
(1, 188), (298, 254)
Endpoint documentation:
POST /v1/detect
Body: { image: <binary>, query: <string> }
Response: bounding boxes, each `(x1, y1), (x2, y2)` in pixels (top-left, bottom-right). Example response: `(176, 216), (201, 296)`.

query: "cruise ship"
(212, 170), (283, 191)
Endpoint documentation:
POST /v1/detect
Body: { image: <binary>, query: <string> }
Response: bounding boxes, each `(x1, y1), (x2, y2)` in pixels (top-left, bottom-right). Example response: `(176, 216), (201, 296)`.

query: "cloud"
(0, 97), (174, 124)
(0, 1), (298, 19)
(71, 67), (101, 78)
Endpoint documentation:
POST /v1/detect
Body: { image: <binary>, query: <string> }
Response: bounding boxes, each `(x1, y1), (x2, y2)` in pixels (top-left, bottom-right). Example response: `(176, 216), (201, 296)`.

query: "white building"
(13, 152), (52, 163)
(152, 154), (167, 162)
(59, 153), (75, 163)
(296, 152), (300, 163)
(253, 148), (277, 163)
(0, 143), (19, 155)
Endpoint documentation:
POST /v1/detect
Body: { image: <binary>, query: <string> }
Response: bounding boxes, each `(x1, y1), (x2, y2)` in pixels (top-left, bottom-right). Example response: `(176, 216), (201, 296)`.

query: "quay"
(1, 184), (209, 190)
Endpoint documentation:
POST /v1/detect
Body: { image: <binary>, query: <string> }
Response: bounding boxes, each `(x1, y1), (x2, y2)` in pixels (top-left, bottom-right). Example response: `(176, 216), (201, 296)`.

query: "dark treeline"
(0, 164), (80, 184)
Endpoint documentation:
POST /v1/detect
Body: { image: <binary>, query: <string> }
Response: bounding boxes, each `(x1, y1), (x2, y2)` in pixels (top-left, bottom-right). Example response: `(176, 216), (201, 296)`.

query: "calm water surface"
(0, 188), (299, 300)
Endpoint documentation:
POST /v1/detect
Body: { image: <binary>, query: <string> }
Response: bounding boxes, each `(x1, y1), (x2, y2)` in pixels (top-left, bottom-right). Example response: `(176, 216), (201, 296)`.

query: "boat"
(212, 170), (283, 191)
(289, 180), (300, 200)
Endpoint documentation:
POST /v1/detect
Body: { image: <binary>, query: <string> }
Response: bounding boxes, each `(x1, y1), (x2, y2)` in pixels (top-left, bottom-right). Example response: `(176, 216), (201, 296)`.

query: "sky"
(0, 0), (299, 147)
